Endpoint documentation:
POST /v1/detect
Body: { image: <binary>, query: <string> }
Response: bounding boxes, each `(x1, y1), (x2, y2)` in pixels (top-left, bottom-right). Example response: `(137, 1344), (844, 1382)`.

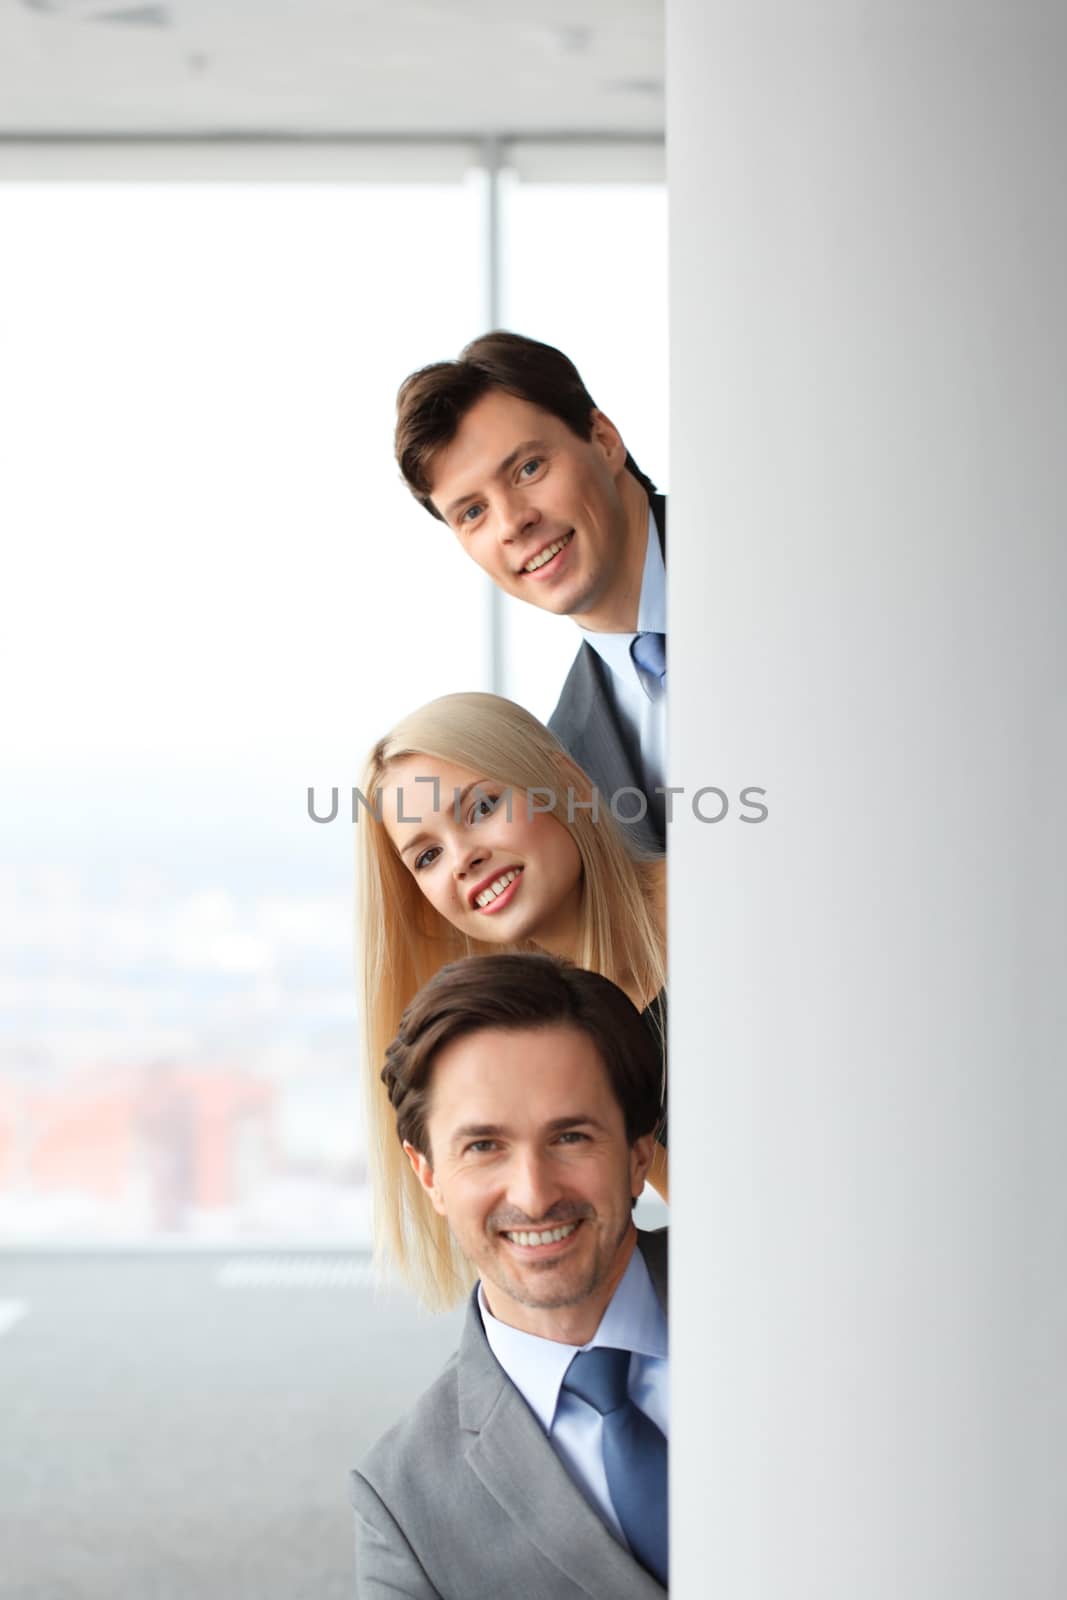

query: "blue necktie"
(631, 631), (667, 695)
(561, 1346), (668, 1587)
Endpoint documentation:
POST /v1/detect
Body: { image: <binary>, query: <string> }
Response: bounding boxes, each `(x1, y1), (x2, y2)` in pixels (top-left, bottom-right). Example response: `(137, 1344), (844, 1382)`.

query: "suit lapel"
(570, 645), (648, 808)
(549, 493), (669, 854)
(457, 1298), (667, 1598)
(571, 643), (665, 853)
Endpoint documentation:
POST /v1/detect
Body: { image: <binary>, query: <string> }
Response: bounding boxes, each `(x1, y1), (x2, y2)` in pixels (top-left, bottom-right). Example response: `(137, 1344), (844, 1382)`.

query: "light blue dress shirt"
(478, 1239), (669, 1549)
(578, 506), (667, 799)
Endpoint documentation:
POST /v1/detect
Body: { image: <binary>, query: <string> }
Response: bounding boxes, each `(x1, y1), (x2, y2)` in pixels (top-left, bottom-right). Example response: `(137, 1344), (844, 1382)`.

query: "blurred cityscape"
(0, 857), (369, 1245)
(0, 173), (665, 1252)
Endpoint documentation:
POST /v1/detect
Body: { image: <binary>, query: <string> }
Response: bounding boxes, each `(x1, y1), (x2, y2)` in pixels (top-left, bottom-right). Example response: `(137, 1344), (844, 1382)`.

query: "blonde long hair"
(357, 691), (665, 1309)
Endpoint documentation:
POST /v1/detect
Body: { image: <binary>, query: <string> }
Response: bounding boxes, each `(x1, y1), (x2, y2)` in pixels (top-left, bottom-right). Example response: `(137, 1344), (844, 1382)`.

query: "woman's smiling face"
(381, 754), (583, 952)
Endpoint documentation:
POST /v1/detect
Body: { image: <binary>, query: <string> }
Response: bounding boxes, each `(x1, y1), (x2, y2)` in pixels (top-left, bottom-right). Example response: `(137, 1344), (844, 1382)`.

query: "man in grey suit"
(394, 332), (667, 853)
(352, 954), (668, 1598)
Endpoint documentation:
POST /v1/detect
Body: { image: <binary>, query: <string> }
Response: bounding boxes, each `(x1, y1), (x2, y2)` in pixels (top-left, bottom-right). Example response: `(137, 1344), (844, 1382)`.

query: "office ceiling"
(0, 0), (664, 137)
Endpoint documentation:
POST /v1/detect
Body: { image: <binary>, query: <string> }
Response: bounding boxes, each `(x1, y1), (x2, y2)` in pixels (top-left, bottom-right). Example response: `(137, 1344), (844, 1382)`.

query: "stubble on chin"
(482, 1214), (631, 1313)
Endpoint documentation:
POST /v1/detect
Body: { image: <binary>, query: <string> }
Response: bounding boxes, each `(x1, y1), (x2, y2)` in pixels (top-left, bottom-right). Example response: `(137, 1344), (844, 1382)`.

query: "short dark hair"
(394, 329), (658, 520)
(381, 953), (664, 1160)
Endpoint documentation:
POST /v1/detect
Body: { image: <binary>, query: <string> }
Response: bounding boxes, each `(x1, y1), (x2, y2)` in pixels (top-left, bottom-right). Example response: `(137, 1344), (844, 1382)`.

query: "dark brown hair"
(381, 953), (663, 1159)
(395, 329), (658, 519)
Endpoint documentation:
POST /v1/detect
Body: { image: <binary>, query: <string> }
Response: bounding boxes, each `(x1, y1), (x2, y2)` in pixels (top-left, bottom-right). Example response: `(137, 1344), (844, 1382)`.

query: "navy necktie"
(561, 1346), (668, 1587)
(631, 631), (667, 695)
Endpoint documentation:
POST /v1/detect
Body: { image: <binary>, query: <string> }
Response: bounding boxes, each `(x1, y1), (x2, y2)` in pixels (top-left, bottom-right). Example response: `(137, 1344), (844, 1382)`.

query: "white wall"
(668, 4), (1066, 1596)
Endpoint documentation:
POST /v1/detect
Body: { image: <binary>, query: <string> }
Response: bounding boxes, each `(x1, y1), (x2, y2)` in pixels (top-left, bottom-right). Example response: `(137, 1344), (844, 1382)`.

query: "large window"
(1, 177), (486, 1243)
(0, 155), (666, 1245)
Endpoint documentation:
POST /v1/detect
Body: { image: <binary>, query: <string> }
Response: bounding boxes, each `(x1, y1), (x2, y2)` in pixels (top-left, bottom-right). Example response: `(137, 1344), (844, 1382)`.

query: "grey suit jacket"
(548, 494), (667, 856)
(351, 1228), (668, 1599)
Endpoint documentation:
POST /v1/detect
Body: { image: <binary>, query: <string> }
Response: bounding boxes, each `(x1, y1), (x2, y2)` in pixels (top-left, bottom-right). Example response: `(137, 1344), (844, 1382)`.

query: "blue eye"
(467, 793), (501, 824)
(413, 845), (441, 871)
(519, 457), (542, 478)
(459, 503), (483, 526)
(557, 1130), (590, 1145)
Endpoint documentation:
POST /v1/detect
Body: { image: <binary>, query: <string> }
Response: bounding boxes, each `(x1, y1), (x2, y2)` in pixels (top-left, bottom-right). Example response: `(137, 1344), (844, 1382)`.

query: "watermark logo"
(306, 781), (769, 826)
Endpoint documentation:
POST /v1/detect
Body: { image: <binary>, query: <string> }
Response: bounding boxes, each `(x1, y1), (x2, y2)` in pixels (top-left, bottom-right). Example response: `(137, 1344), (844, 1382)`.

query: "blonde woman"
(358, 691), (666, 1307)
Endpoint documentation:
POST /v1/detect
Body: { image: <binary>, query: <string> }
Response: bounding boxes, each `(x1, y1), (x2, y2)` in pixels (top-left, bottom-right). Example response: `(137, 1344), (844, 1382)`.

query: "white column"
(667, 4), (1067, 1596)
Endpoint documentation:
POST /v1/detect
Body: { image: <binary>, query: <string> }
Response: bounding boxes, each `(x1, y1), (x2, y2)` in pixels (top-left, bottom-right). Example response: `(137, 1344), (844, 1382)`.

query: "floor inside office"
(0, 1255), (464, 1600)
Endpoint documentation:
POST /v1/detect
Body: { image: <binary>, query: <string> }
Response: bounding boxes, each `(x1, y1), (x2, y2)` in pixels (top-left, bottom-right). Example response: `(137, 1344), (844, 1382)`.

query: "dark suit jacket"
(351, 1228), (669, 1599)
(548, 494), (667, 855)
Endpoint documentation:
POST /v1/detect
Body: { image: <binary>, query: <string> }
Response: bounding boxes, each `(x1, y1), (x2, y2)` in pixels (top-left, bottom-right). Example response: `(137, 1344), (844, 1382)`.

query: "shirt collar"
(578, 504), (666, 676)
(477, 1236), (668, 1433)
(637, 503), (666, 635)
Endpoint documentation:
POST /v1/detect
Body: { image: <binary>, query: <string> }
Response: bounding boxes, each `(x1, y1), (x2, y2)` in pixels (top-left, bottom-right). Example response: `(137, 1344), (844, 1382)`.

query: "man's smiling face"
(404, 1024), (653, 1341)
(427, 390), (635, 623)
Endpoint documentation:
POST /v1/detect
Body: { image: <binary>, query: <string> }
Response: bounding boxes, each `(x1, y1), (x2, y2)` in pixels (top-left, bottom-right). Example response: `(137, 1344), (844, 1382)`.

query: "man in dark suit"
(394, 332), (667, 852)
(352, 954), (669, 1598)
